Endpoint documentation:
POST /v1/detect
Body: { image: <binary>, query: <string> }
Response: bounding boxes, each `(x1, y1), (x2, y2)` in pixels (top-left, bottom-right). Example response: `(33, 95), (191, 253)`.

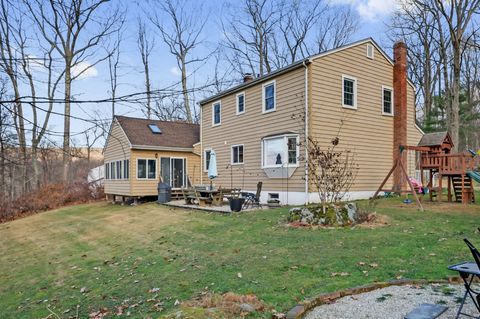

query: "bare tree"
(25, 0), (122, 180)
(137, 20), (154, 119)
(432, 0), (480, 151)
(0, 0), (28, 193)
(108, 29), (123, 118)
(149, 0), (207, 123)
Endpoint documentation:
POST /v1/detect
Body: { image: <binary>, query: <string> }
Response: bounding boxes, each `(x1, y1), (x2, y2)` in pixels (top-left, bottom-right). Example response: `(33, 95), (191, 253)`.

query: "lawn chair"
(242, 182), (262, 209)
(448, 239), (480, 319)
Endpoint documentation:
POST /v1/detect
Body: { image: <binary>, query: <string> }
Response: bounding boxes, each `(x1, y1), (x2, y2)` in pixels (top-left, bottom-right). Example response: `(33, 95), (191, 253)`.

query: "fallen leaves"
(331, 272), (350, 277)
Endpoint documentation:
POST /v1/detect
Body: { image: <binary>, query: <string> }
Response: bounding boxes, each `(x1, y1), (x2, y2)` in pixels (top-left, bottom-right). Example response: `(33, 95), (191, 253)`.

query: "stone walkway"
(305, 284), (478, 319)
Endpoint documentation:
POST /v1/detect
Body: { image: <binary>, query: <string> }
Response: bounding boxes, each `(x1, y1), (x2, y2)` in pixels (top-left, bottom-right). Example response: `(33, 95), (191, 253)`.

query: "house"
(199, 38), (424, 205)
(103, 116), (201, 202)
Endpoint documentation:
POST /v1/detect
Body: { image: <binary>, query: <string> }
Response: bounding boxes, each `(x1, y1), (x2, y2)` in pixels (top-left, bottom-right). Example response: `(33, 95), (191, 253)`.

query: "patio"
(163, 199), (270, 213)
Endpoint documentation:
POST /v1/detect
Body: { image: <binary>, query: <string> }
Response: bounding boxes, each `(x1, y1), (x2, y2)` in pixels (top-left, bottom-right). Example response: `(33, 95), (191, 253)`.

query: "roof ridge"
(115, 115), (199, 126)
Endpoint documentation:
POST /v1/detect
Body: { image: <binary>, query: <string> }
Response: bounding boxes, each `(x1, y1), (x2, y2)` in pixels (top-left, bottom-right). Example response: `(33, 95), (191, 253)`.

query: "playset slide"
(468, 170), (480, 183)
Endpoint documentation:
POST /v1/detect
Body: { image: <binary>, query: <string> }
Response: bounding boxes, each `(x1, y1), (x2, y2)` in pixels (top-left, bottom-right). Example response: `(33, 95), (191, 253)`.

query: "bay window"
(262, 134), (299, 168)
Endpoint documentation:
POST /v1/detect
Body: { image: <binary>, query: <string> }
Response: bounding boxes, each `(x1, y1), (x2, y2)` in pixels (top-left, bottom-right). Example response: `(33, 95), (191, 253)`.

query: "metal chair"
(242, 182), (262, 209)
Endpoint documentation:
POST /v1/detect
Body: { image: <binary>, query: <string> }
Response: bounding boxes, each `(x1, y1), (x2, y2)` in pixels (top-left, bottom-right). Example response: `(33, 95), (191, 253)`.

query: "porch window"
(137, 159), (146, 179)
(111, 161), (116, 179)
(105, 162), (110, 180)
(262, 134), (299, 168)
(231, 145), (244, 164)
(147, 159), (156, 179)
(123, 159), (130, 179)
(137, 159), (156, 179)
(116, 160), (122, 179)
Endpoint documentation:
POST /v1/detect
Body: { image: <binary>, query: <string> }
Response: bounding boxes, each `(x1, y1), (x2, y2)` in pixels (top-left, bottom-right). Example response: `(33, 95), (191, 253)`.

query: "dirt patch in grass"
(285, 214), (390, 229)
(163, 292), (268, 318)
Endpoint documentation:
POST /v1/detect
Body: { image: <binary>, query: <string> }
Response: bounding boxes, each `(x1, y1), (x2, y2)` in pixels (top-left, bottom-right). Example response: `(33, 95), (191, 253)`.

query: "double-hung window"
(263, 81), (276, 112)
(105, 162), (110, 180)
(110, 162), (116, 180)
(204, 150), (211, 172)
(137, 159), (156, 179)
(231, 145), (244, 165)
(212, 101), (221, 126)
(342, 75), (357, 109)
(116, 160), (122, 179)
(236, 92), (245, 114)
(382, 86), (393, 115)
(262, 135), (299, 168)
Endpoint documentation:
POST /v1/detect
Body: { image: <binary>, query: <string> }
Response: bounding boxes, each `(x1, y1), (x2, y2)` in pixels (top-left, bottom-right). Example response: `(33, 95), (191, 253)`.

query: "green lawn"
(0, 196), (479, 318)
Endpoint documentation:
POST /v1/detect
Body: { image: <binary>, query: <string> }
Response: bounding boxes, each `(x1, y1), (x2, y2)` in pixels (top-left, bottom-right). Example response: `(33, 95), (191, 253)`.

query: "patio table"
(197, 189), (223, 206)
(448, 261), (480, 318)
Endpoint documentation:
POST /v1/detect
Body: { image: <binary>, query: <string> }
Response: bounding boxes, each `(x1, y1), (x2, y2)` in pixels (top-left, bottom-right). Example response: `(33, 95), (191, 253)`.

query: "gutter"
(303, 59), (310, 205)
(199, 59), (308, 105)
(131, 145), (194, 152)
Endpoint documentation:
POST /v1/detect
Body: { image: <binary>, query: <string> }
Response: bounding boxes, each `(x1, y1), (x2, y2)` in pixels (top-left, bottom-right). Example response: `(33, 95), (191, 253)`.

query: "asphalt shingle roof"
(115, 115), (199, 149)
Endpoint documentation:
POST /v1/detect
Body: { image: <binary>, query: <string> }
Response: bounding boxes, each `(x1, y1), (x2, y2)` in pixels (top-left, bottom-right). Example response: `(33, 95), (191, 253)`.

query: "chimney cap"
(243, 73), (254, 83)
(393, 41), (407, 49)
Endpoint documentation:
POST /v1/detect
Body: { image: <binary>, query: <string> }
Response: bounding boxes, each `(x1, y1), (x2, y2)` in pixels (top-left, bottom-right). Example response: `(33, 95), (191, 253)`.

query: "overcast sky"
(36, 0), (400, 147)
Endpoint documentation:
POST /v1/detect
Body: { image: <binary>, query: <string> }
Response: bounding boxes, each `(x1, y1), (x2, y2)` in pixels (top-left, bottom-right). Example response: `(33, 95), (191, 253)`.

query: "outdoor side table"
(448, 261), (480, 318)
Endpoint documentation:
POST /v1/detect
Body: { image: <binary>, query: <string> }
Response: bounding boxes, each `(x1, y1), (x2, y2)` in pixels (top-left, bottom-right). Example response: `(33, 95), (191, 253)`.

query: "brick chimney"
(393, 41), (408, 193)
(243, 73), (254, 83)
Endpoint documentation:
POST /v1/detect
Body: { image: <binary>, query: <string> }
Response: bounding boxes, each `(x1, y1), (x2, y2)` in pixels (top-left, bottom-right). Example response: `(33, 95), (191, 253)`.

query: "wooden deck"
(162, 200), (269, 213)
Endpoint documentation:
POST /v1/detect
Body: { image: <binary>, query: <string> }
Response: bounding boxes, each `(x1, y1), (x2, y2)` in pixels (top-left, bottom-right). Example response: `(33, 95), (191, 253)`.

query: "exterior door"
(171, 158), (186, 188)
(161, 157), (186, 188)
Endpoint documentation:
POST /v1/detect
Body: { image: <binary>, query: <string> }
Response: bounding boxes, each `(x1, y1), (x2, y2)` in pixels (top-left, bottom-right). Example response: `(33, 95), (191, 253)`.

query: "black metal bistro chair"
(242, 182), (262, 209)
(448, 239), (480, 319)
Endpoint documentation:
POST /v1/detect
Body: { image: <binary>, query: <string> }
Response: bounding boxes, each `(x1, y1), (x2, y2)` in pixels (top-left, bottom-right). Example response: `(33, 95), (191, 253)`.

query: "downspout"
(199, 103), (203, 185)
(303, 59), (310, 205)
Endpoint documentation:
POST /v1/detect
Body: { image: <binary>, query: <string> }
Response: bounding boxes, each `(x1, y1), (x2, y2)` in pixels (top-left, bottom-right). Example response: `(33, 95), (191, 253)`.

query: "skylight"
(148, 124), (162, 134)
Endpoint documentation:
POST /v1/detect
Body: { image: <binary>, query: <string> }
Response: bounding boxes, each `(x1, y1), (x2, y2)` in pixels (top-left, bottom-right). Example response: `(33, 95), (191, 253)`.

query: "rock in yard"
(239, 303), (255, 313)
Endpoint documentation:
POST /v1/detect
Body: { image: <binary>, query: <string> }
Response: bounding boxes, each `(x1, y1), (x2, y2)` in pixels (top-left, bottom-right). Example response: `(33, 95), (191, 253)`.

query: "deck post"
(438, 174), (443, 202)
(447, 176), (452, 202)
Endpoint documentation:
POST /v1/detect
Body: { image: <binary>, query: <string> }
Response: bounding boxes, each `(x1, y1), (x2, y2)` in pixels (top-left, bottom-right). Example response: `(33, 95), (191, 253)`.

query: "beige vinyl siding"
(130, 150), (201, 196)
(201, 67), (306, 193)
(104, 121), (131, 195)
(309, 42), (421, 192)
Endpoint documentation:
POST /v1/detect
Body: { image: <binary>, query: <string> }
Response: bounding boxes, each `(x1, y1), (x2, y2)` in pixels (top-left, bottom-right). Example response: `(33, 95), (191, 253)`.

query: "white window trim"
(342, 75), (357, 109)
(262, 80), (276, 113)
(261, 134), (300, 169)
(366, 44), (374, 59)
(236, 92), (245, 115)
(203, 148), (212, 172)
(230, 144), (244, 165)
(136, 158), (157, 180)
(212, 100), (221, 127)
(382, 85), (394, 116)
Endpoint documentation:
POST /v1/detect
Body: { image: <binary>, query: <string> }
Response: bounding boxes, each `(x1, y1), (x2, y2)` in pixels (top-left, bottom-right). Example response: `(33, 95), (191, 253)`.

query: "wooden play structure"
(373, 131), (479, 209)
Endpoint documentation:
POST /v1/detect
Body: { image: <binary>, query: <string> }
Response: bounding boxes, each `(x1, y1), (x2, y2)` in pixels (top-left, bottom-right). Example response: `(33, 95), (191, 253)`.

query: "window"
(236, 92), (245, 114)
(287, 137), (297, 164)
(137, 159), (147, 179)
(148, 124), (162, 134)
(212, 101), (221, 126)
(262, 135), (299, 168)
(204, 150), (211, 172)
(342, 75), (357, 108)
(137, 159), (156, 179)
(116, 160), (122, 179)
(111, 161), (116, 180)
(123, 159), (130, 179)
(147, 159), (156, 179)
(231, 145), (244, 164)
(382, 86), (393, 115)
(105, 163), (110, 180)
(366, 44), (374, 59)
(263, 81), (276, 112)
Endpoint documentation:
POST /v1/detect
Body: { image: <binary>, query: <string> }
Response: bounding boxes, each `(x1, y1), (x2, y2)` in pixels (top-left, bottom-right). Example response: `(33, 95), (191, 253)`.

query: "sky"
(31, 0), (401, 147)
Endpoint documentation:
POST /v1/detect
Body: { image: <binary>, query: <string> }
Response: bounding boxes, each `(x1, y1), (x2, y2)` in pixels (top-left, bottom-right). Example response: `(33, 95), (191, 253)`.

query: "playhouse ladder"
(451, 174), (475, 204)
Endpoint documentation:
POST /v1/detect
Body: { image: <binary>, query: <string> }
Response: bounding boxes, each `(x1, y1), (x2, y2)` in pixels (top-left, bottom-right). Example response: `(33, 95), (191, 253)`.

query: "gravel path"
(304, 284), (478, 319)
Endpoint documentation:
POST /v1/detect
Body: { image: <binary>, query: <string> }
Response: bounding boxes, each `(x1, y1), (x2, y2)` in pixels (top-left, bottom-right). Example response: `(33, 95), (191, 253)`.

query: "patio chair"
(181, 187), (196, 205)
(211, 187), (224, 206)
(448, 239), (480, 319)
(242, 182), (262, 209)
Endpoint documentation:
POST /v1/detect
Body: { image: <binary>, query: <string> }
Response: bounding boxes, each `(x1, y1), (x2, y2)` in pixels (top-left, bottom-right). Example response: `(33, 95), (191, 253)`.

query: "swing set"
(372, 132), (478, 211)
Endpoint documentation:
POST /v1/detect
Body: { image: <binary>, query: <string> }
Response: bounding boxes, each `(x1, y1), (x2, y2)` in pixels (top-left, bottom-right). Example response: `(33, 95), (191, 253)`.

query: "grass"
(0, 195), (479, 318)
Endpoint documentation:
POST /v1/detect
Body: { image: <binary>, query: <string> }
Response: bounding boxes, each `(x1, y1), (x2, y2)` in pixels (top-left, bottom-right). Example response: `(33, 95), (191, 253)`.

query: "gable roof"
(199, 38), (414, 105)
(418, 131), (452, 147)
(114, 115), (200, 150)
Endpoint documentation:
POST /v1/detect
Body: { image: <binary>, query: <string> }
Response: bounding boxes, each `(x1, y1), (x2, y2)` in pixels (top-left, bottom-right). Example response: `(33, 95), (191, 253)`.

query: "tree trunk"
(63, 56), (72, 181)
(449, 48), (461, 152)
(181, 57), (193, 123)
(145, 60), (151, 119)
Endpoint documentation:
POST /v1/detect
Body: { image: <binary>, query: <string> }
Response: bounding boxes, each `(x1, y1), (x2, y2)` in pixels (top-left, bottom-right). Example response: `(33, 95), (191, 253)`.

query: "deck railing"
(421, 153), (476, 174)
